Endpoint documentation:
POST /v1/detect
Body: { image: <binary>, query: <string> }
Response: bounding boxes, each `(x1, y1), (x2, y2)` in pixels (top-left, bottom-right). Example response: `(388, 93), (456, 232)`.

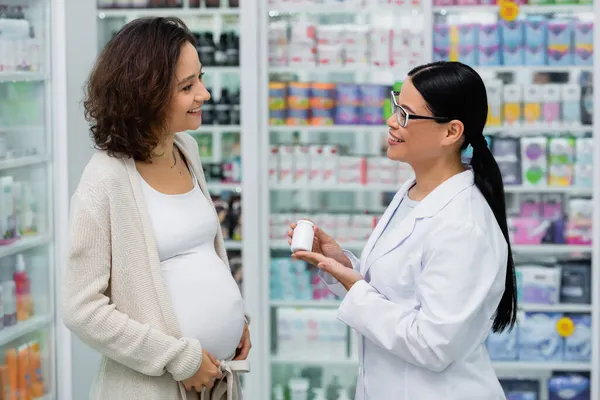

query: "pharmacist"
(290, 62), (517, 400)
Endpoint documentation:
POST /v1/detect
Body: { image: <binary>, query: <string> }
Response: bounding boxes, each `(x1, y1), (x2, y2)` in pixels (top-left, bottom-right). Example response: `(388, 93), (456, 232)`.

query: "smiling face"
(387, 79), (457, 166)
(164, 41), (211, 134)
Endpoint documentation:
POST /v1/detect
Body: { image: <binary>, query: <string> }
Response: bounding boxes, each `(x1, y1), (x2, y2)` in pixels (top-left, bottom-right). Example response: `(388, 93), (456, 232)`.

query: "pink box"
(434, 0), (455, 5)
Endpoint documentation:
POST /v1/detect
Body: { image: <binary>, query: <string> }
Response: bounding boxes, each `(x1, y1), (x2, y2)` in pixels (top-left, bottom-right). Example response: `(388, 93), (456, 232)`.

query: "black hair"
(408, 61), (517, 333)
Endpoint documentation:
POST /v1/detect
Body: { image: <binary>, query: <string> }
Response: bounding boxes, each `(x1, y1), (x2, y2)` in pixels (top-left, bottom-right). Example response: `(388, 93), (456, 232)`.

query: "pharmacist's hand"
(293, 251), (363, 291)
(234, 322), (251, 360)
(182, 350), (223, 392)
(288, 222), (351, 269)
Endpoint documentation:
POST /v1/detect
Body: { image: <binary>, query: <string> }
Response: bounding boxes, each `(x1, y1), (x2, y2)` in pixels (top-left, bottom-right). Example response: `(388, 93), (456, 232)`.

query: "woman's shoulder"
(75, 151), (129, 199)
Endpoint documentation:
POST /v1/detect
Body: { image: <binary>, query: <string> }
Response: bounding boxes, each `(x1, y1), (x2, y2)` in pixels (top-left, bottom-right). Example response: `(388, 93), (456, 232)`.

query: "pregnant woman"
(61, 17), (250, 400)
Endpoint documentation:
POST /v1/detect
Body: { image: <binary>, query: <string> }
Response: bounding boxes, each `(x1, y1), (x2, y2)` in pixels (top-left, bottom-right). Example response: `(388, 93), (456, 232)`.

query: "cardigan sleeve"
(61, 191), (203, 381)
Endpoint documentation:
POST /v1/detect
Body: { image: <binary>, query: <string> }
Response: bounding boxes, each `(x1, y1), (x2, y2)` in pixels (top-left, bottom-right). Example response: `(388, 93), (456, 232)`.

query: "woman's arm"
(318, 249), (360, 298)
(337, 221), (505, 372)
(61, 192), (203, 380)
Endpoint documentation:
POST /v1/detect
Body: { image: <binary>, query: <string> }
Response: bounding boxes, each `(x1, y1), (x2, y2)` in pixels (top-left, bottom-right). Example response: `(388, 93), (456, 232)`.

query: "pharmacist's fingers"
(292, 251), (328, 266)
(287, 229), (294, 238)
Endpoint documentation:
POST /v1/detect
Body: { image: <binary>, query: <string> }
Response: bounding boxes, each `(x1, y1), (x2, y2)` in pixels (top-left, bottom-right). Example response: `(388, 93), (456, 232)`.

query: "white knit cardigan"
(61, 132), (246, 400)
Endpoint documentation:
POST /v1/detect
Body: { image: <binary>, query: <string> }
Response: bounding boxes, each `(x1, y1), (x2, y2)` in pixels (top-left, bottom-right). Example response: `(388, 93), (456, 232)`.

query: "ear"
(443, 119), (464, 145)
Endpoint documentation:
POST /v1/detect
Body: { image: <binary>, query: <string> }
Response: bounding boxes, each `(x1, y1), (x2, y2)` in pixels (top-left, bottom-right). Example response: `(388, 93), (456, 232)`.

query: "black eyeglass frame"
(391, 90), (452, 128)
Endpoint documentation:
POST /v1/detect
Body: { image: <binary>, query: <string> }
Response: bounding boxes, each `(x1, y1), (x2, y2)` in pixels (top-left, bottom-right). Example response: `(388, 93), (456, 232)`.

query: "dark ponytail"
(470, 143), (517, 332)
(408, 61), (517, 332)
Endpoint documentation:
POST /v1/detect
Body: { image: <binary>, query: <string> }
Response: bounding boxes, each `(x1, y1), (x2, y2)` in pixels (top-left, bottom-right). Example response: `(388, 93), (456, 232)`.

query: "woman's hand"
(293, 251), (363, 291)
(288, 222), (352, 269)
(182, 350), (223, 392)
(234, 322), (251, 360)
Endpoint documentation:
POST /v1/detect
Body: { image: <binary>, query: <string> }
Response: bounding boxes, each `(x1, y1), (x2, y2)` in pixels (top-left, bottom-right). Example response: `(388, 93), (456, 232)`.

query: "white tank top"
(138, 169), (245, 360)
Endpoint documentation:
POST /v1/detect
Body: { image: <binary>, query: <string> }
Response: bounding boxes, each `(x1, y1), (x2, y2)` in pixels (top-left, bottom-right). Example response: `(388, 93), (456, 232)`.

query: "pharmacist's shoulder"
(74, 151), (129, 200)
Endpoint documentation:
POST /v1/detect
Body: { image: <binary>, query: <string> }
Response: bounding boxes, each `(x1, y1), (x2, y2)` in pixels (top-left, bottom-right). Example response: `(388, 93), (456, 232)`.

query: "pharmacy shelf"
(270, 300), (592, 313)
(493, 361), (591, 372)
(224, 241), (243, 251)
(476, 65), (593, 74)
(0, 315), (53, 348)
(270, 240), (592, 255)
(0, 72), (47, 83)
(0, 125), (45, 134)
(205, 67), (241, 74)
(268, 124), (592, 135)
(207, 182), (242, 192)
(271, 356), (590, 372)
(433, 4), (594, 13)
(270, 183), (592, 196)
(270, 4), (422, 15)
(0, 235), (52, 260)
(97, 8), (240, 19)
(0, 155), (49, 171)
(269, 65), (593, 76)
(192, 125), (241, 133)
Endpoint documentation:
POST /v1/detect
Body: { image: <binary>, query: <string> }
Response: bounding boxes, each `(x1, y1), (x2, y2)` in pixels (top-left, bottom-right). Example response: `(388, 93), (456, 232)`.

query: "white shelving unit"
(0, 0), (69, 398)
(245, 0), (600, 398)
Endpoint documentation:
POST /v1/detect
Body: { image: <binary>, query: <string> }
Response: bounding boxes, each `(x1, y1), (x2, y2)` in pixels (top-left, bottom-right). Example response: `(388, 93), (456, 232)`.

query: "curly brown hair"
(84, 17), (196, 162)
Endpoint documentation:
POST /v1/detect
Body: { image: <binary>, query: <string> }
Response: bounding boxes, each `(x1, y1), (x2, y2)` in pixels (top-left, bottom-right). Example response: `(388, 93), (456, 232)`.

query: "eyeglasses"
(391, 91), (452, 128)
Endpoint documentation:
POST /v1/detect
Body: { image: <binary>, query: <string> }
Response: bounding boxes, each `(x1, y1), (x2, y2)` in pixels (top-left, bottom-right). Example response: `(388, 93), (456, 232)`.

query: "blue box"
(458, 23), (478, 46)
(574, 21), (593, 45)
(547, 20), (573, 47)
(479, 23), (501, 47)
(458, 45), (477, 66)
(501, 20), (524, 47)
(433, 46), (450, 62)
(548, 46), (573, 66)
(574, 45), (593, 66)
(524, 44), (547, 66)
(503, 44), (524, 66)
(524, 17), (547, 49)
(433, 24), (451, 47)
(517, 312), (564, 362)
(479, 45), (502, 66)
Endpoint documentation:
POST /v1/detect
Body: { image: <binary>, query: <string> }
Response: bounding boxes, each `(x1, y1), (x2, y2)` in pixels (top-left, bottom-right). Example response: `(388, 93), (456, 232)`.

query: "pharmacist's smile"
(388, 131), (405, 145)
(187, 105), (202, 116)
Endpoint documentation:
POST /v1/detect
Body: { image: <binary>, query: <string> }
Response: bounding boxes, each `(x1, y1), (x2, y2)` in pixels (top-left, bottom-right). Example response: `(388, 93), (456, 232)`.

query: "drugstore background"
(1, 0), (599, 399)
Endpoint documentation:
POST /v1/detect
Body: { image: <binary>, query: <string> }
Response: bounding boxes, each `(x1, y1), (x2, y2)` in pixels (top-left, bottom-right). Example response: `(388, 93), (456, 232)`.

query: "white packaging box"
(370, 28), (391, 67)
(278, 145), (295, 185)
(561, 84), (582, 128)
(269, 214), (287, 240)
(342, 24), (370, 47)
(338, 156), (365, 185)
(308, 145), (324, 184)
(351, 214), (377, 241)
(367, 157), (398, 185)
(543, 84), (562, 128)
(503, 84), (523, 128)
(316, 25), (344, 46)
(485, 79), (504, 127)
(268, 145), (280, 185)
(522, 84), (543, 128)
(287, 43), (317, 67)
(317, 44), (344, 66)
(293, 145), (310, 184)
(321, 145), (339, 185)
(290, 22), (316, 46)
(321, 213), (339, 240)
(335, 214), (353, 243)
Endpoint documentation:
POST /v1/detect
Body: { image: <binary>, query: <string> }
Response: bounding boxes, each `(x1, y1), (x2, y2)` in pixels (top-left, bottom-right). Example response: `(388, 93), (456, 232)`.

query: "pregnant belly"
(162, 252), (245, 360)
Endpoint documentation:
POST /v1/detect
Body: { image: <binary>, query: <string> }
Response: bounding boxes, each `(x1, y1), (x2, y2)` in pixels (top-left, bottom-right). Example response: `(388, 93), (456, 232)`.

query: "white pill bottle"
(290, 219), (315, 253)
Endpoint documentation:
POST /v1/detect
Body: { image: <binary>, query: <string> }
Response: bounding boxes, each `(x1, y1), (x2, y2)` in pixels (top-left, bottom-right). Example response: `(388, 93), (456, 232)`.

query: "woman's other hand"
(288, 222), (352, 269)
(293, 251), (363, 291)
(234, 322), (251, 360)
(182, 350), (223, 392)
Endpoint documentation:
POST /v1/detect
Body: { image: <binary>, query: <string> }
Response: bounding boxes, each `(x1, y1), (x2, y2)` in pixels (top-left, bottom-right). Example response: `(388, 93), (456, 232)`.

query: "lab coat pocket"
(370, 252), (420, 307)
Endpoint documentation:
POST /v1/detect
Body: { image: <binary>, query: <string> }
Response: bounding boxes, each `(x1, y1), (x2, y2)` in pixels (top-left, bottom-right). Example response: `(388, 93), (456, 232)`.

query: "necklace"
(170, 148), (177, 168)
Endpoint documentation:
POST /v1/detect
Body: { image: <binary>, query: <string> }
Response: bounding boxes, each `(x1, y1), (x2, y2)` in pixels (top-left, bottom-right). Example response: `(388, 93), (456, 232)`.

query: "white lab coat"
(320, 170), (508, 400)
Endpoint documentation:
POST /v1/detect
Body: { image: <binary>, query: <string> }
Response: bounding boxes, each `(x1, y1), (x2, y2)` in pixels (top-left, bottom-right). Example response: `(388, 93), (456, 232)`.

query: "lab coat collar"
(361, 169), (475, 273)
